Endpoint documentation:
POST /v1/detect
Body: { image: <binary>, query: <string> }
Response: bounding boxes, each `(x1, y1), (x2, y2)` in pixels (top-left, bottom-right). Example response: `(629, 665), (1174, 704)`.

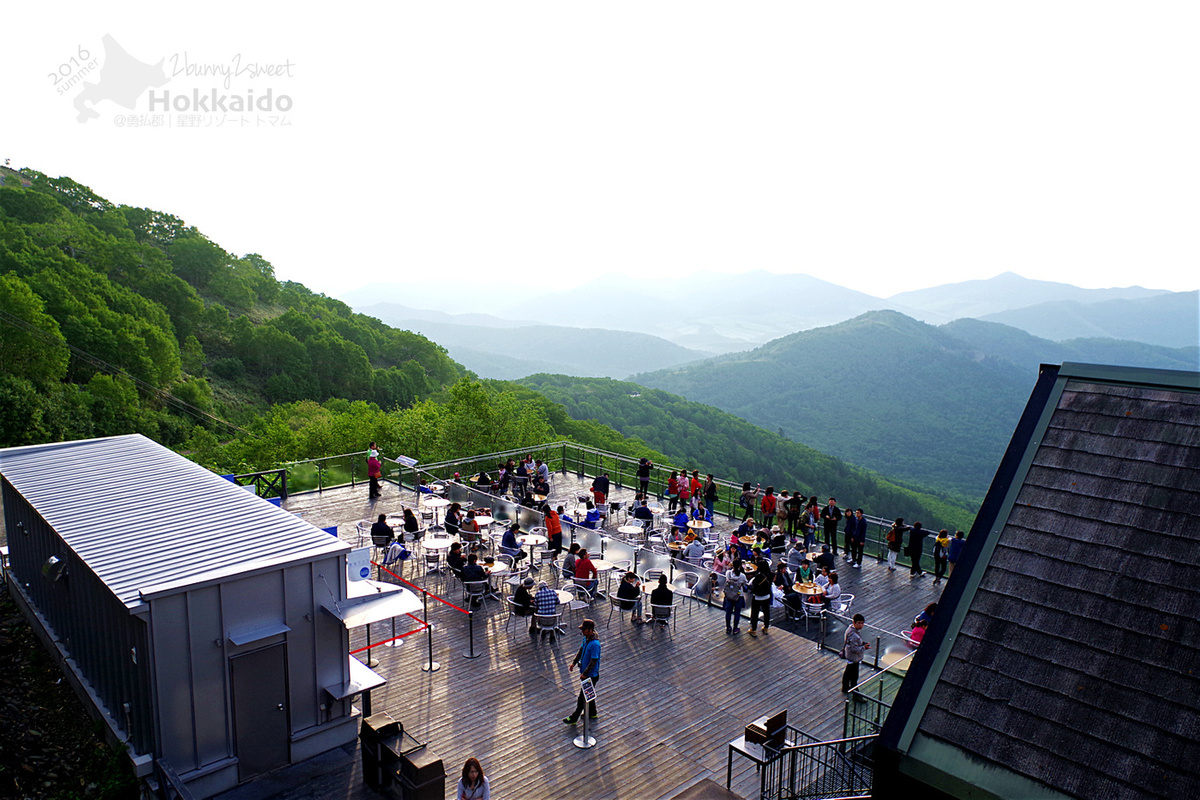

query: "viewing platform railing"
(232, 441), (944, 572)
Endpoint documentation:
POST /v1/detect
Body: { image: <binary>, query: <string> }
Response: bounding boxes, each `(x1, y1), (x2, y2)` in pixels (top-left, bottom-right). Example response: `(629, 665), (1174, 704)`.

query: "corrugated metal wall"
(3, 479), (155, 755)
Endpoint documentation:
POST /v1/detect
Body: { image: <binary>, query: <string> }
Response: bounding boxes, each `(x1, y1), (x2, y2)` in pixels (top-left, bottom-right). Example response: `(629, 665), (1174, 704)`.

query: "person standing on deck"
(820, 497), (842, 557)
(842, 614), (871, 693)
(563, 619), (602, 724)
(637, 458), (653, 499)
(760, 487), (777, 531)
(886, 518), (907, 571)
(908, 521), (927, 577)
(847, 509), (867, 569)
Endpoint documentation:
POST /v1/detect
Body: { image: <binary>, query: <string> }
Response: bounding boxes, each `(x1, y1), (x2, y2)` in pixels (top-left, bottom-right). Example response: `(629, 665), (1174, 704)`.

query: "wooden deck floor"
(237, 477), (946, 800)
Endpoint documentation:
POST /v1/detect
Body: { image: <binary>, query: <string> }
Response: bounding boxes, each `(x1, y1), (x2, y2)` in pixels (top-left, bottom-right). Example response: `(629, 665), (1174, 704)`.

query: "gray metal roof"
(887, 365), (1200, 800)
(0, 434), (348, 610)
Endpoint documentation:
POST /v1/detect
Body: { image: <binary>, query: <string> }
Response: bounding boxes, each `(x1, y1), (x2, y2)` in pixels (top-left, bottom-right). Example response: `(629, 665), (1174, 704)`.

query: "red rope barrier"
(373, 561), (470, 614)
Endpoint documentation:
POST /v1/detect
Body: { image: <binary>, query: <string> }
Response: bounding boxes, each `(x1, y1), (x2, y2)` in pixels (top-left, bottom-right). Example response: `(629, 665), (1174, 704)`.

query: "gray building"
(0, 434), (395, 798)
(874, 363), (1200, 800)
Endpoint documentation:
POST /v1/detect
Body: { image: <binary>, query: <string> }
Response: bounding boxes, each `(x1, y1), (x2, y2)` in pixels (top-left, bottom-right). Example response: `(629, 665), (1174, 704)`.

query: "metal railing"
(278, 441), (944, 567)
(843, 647), (916, 740)
(228, 468), (288, 499)
(151, 759), (197, 800)
(747, 728), (876, 800)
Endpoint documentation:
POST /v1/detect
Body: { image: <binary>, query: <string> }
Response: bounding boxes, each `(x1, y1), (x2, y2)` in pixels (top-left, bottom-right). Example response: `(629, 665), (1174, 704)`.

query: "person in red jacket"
(760, 487), (777, 529)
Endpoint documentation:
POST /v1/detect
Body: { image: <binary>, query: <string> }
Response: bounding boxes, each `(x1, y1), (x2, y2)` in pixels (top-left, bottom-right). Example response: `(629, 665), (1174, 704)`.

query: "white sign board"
(347, 547), (372, 582)
(395, 454), (418, 468)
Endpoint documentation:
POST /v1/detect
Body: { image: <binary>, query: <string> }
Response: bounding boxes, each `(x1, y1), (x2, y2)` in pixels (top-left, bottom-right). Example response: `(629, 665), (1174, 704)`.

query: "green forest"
(515, 375), (977, 531)
(0, 165), (972, 532)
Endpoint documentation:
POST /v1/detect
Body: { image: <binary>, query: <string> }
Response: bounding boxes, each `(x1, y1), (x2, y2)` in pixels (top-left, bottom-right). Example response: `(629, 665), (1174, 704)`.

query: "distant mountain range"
(630, 310), (1199, 500)
(345, 271), (1198, 354)
(358, 303), (713, 380)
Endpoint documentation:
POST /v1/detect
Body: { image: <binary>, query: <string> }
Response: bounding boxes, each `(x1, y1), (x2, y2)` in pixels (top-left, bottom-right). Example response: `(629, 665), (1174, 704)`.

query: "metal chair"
(802, 599), (824, 631)
(535, 613), (562, 643)
(649, 603), (675, 635)
(463, 580), (488, 608)
(562, 583), (594, 619)
(833, 592), (854, 615)
(355, 520), (372, 547)
(505, 597), (529, 634)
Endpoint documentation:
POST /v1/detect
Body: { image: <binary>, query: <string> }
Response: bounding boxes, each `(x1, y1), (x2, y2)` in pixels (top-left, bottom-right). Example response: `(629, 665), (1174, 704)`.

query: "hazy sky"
(5, 2), (1198, 300)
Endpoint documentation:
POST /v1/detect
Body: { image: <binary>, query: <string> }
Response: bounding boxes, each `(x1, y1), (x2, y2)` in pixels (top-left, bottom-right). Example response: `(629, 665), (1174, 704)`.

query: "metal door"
(230, 644), (290, 780)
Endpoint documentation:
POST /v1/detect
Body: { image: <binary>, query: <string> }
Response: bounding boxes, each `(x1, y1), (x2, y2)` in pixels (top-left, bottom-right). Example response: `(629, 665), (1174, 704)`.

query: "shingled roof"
(876, 363), (1200, 800)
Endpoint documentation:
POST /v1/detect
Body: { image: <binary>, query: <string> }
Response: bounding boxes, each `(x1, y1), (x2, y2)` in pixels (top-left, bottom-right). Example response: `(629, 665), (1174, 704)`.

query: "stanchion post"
(420, 586), (440, 672)
(573, 679), (597, 749)
(462, 609), (481, 659)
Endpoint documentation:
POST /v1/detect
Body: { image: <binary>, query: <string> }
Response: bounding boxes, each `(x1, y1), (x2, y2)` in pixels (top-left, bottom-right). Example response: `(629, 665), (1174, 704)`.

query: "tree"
(0, 272), (69, 385)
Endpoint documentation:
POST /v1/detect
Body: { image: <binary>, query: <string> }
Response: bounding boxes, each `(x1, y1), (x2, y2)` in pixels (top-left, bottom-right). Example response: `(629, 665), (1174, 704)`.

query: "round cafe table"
(517, 533), (547, 565)
(617, 525), (644, 538)
(793, 581), (824, 596)
(687, 519), (712, 530)
(422, 496), (451, 529)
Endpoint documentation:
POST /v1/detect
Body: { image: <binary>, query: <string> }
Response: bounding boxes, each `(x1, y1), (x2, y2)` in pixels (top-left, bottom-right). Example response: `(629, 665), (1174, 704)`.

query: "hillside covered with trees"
(516, 374), (977, 531)
(0, 166), (464, 449)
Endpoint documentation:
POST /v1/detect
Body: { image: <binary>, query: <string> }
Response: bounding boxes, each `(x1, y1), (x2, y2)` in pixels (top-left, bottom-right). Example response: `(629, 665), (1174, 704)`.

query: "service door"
(230, 644), (290, 780)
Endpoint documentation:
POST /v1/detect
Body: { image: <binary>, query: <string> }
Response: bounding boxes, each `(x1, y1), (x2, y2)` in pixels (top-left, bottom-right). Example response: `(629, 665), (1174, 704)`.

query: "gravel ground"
(0, 590), (138, 800)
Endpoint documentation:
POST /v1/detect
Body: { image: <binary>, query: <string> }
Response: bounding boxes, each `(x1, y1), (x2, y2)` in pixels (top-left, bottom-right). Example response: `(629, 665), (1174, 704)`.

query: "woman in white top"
(457, 757), (490, 800)
(823, 572), (842, 610)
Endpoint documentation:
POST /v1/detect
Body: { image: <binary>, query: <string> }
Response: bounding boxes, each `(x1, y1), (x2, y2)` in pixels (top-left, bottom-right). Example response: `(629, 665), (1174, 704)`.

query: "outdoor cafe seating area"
(275, 468), (944, 800)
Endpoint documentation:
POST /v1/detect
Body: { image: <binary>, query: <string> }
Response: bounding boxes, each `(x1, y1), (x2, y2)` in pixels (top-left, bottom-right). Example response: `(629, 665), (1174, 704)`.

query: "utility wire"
(0, 306), (250, 436)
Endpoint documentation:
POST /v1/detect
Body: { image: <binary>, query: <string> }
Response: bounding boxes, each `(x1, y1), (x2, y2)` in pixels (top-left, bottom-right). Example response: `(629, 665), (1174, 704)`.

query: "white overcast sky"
(4, 2), (1198, 300)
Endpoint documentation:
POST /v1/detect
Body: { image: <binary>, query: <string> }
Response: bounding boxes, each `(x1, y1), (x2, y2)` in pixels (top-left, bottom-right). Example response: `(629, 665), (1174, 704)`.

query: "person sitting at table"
(822, 571), (842, 610)
(769, 525), (787, 550)
(417, 477), (434, 494)
(536, 459), (551, 485)
(772, 562), (795, 595)
(500, 524), (528, 564)
(735, 516), (756, 539)
(914, 602), (938, 628)
(460, 510), (481, 542)
(534, 581), (559, 639)
(672, 509), (689, 536)
(531, 474), (550, 497)
(370, 514), (394, 547)
(573, 548), (598, 594)
(513, 459), (530, 498)
(633, 499), (654, 525)
(444, 502), (463, 536)
(514, 576), (536, 629)
(711, 547), (732, 574)
(616, 571), (645, 624)
(683, 538), (706, 562)
(815, 566), (831, 590)
(794, 559), (815, 584)
(786, 542), (805, 572)
(545, 506), (564, 555)
(462, 554), (487, 607)
(582, 501), (601, 529)
(562, 543), (580, 580)
(906, 619), (928, 647)
(496, 462), (510, 494)
(447, 542), (466, 575)
(650, 573), (674, 612)
(814, 545), (835, 572)
(401, 507), (422, 542)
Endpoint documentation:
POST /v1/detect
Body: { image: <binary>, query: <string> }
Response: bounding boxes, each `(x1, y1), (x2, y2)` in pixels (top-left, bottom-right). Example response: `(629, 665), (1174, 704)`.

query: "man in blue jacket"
(563, 618), (602, 724)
